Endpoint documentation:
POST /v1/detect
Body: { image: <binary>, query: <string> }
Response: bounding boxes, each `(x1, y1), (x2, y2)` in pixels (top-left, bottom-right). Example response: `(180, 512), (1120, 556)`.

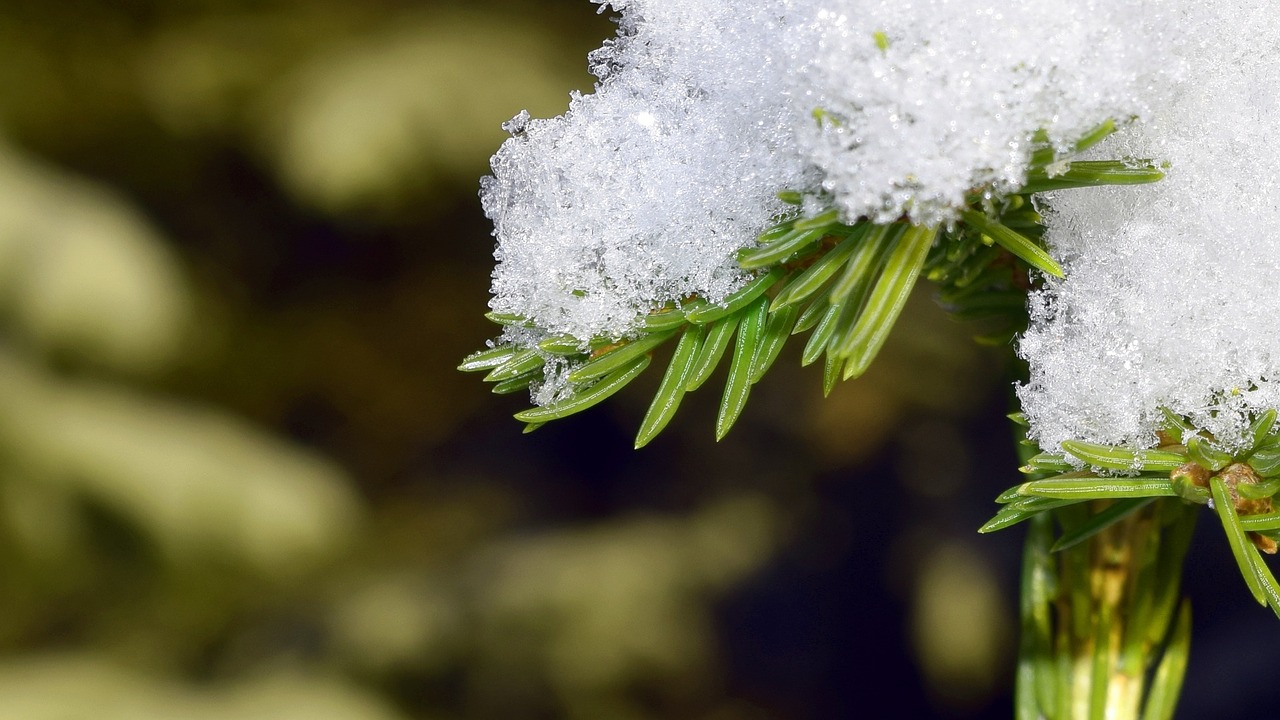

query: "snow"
(482, 0), (1280, 450)
(482, 0), (1160, 344)
(1017, 2), (1280, 453)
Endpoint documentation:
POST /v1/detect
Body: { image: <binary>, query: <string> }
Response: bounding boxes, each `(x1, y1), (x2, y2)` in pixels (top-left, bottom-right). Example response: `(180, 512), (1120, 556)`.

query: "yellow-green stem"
(1016, 499), (1196, 720)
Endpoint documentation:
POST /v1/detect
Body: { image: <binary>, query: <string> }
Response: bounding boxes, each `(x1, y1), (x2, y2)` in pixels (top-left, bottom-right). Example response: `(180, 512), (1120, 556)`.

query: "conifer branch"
(463, 122), (1162, 446)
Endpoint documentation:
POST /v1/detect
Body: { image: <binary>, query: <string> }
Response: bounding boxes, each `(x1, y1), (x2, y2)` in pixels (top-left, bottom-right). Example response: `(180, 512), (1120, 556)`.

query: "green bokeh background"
(0, 2), (1030, 717)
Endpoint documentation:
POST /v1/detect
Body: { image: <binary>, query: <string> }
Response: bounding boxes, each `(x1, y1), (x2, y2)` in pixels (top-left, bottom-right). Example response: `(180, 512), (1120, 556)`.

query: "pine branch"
(462, 121), (1163, 446)
(984, 407), (1280, 619)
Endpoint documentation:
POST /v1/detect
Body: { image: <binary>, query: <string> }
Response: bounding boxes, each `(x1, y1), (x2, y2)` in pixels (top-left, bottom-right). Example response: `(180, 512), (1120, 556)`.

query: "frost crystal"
(485, 0), (1280, 443)
(1018, 2), (1280, 453)
(482, 0), (1160, 344)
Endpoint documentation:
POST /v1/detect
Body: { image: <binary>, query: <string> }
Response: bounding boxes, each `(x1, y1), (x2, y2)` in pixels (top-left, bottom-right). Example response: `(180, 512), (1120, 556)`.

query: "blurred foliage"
(910, 543), (1011, 712)
(141, 5), (592, 215)
(0, 1), (1027, 718)
(0, 143), (190, 372)
(0, 655), (403, 720)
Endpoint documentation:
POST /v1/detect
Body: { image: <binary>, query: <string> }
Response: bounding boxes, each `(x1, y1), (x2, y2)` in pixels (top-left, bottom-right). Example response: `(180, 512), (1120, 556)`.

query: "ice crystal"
(482, 0), (1161, 344)
(1018, 2), (1280, 453)
(483, 0), (1280, 444)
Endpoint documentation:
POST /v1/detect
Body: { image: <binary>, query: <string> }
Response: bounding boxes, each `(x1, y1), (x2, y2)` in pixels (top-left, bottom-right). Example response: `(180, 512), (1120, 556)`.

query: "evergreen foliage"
(463, 123), (1162, 448)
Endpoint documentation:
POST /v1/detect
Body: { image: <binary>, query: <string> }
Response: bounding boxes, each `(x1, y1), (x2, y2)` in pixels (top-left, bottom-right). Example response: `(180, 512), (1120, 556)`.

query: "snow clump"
(1017, 2), (1280, 453)
(481, 0), (1163, 344)
(483, 0), (1280, 454)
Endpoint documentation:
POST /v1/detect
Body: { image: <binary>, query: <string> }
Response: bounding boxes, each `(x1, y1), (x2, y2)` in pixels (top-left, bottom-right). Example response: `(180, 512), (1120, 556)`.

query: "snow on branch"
(482, 0), (1162, 341)
(480, 0), (1280, 449)
(1019, 3), (1280, 452)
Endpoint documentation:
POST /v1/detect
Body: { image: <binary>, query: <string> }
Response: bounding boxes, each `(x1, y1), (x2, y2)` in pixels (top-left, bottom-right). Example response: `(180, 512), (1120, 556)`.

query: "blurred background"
(0, 1), (1268, 718)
